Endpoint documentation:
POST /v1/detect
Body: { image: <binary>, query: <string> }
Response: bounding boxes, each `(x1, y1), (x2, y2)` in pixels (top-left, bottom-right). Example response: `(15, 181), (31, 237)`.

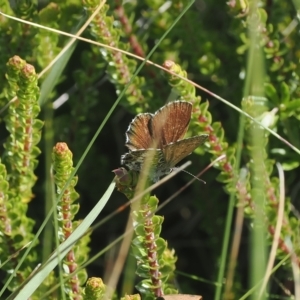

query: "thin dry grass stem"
(258, 163), (285, 299)
(105, 118), (168, 297)
(0, 8), (154, 70)
(94, 162), (193, 240)
(104, 215), (133, 299)
(105, 161), (191, 298)
(291, 250), (300, 298)
(1, 10), (300, 159)
(0, 1), (106, 114)
(0, 242), (32, 269)
(38, 0), (106, 78)
(105, 151), (156, 298)
(272, 276), (293, 297)
(1, 11), (300, 157)
(224, 205), (244, 298)
(102, 156), (220, 291)
(158, 154), (226, 212)
(239, 255), (291, 300)
(129, 138), (160, 209)
(224, 170), (248, 300)
(129, 161), (191, 205)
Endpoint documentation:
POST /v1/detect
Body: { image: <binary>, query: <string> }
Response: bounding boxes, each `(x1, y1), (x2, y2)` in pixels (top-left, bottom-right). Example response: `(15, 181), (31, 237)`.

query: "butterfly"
(121, 101), (208, 182)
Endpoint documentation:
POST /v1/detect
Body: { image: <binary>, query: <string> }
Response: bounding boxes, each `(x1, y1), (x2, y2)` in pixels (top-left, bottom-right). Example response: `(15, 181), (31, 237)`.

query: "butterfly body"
(121, 101), (208, 182)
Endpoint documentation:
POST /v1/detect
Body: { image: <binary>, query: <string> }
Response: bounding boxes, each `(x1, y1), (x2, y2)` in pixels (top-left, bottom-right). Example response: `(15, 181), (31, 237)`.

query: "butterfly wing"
(121, 149), (165, 171)
(150, 101), (192, 147)
(163, 135), (208, 167)
(125, 113), (153, 150)
(121, 149), (168, 181)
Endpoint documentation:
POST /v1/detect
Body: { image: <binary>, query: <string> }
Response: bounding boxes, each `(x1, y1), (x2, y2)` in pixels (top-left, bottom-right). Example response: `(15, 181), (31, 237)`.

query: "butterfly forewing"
(125, 113), (153, 150)
(163, 135), (208, 167)
(151, 101), (192, 147)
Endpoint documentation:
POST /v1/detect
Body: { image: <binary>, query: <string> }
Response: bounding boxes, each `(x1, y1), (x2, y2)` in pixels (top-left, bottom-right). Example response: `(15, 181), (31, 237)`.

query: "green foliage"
(52, 142), (90, 298)
(0, 58), (90, 298)
(130, 194), (177, 298)
(1, 0), (300, 299)
(0, 56), (41, 292)
(82, 1), (151, 113)
(83, 277), (106, 300)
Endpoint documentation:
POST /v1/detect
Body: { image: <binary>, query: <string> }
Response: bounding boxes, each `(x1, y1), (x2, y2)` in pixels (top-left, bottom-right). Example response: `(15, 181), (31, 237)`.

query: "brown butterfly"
(121, 101), (208, 182)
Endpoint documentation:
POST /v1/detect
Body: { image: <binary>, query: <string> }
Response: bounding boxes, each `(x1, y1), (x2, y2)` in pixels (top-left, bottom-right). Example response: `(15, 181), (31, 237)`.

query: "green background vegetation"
(0, 0), (300, 299)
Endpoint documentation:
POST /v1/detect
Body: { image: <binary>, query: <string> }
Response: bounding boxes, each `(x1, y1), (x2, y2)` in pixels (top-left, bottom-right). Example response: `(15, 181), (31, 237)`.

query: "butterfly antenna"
(173, 168), (206, 184)
(173, 154), (227, 184)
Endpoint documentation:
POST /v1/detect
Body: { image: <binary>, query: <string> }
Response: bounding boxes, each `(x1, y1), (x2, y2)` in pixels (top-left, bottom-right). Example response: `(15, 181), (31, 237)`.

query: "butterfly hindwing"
(162, 135), (208, 167)
(121, 149), (166, 172)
